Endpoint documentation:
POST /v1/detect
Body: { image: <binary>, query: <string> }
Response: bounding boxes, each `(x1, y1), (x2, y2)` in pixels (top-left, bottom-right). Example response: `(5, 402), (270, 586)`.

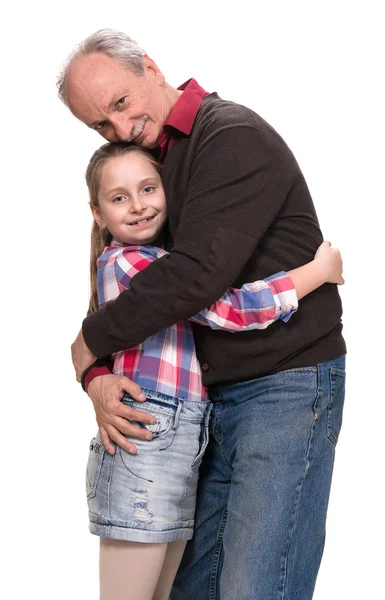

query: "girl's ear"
(90, 205), (107, 230)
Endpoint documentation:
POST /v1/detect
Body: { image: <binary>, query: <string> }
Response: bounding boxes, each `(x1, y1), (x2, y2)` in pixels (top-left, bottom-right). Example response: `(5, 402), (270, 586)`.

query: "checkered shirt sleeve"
(98, 245), (297, 331)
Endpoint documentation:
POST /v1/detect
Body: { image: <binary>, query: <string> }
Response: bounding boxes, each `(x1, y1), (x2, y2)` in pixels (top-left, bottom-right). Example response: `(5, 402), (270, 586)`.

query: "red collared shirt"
(158, 78), (209, 163)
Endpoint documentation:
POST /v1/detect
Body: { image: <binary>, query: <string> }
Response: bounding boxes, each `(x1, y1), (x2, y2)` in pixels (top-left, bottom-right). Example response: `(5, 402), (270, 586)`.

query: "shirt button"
(201, 363), (210, 372)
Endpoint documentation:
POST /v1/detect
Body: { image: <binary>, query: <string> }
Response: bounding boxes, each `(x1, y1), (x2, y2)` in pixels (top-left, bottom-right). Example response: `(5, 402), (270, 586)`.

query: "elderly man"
(59, 29), (346, 600)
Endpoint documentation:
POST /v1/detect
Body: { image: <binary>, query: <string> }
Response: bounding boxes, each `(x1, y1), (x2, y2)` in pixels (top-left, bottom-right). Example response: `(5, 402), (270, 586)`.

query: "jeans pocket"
(327, 367), (346, 446)
(86, 437), (105, 500)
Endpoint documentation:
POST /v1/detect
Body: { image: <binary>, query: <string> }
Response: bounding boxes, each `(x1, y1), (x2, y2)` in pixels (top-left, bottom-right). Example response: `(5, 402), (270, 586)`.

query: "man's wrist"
(82, 361), (113, 393)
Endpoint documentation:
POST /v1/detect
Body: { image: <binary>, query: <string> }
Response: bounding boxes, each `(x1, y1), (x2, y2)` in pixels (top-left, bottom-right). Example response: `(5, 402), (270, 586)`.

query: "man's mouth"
(129, 216), (155, 226)
(128, 115), (149, 142)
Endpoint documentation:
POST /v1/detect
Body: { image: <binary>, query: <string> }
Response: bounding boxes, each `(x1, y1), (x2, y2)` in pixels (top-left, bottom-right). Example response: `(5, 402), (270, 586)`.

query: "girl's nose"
(129, 196), (146, 213)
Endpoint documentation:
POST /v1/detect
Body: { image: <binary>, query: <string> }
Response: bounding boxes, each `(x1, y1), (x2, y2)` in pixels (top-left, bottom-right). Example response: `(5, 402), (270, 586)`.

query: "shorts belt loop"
(173, 399), (184, 430)
(205, 403), (213, 425)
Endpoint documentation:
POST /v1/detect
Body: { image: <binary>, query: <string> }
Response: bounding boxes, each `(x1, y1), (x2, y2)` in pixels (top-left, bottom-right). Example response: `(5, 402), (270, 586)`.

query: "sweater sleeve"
(83, 125), (296, 357)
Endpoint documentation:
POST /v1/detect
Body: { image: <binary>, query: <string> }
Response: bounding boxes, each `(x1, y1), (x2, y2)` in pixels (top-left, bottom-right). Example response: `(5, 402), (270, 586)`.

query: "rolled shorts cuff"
(89, 517), (194, 543)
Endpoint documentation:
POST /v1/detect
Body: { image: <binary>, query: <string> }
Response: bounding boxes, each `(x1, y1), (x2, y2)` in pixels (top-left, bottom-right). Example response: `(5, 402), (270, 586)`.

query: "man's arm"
(79, 301), (115, 389)
(78, 252), (296, 384)
(82, 123), (300, 358)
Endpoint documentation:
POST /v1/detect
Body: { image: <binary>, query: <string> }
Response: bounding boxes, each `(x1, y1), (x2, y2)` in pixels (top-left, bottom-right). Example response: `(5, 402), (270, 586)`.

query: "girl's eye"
(113, 195), (125, 203)
(143, 186), (155, 194)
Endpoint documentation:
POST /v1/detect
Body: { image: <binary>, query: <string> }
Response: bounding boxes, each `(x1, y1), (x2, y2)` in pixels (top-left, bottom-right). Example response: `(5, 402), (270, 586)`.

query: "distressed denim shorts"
(86, 388), (212, 543)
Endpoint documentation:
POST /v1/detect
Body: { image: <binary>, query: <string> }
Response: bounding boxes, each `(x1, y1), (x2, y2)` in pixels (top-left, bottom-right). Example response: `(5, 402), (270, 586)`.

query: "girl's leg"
(99, 537), (168, 600)
(152, 541), (187, 600)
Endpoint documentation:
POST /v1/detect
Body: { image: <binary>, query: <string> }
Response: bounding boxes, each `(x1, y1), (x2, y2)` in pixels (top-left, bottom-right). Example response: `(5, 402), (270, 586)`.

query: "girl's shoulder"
(101, 243), (167, 263)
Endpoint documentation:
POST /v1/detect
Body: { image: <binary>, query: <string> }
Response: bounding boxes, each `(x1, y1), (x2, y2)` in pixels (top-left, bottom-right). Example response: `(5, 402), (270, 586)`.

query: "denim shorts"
(86, 388), (212, 543)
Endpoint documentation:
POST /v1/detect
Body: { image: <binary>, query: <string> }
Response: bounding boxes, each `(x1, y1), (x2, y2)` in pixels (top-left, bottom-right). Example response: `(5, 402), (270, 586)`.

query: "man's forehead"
(69, 53), (128, 86)
(67, 54), (130, 120)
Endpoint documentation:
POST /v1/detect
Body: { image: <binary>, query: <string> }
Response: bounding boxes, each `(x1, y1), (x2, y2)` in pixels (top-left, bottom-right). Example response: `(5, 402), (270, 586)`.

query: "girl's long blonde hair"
(85, 142), (160, 313)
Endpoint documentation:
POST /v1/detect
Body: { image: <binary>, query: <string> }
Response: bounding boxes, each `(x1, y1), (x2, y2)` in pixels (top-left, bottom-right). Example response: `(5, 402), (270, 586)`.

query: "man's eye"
(116, 97), (126, 107)
(143, 186), (155, 194)
(95, 121), (106, 131)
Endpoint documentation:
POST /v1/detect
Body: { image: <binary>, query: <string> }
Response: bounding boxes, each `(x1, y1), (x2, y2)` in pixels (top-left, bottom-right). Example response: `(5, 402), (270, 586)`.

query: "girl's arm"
(189, 272), (297, 331)
(288, 241), (344, 299)
(112, 246), (299, 332)
(189, 241), (343, 332)
(111, 242), (343, 335)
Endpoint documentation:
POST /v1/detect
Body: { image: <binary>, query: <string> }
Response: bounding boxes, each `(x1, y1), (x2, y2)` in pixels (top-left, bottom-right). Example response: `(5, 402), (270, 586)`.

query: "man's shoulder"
(186, 93), (293, 167)
(196, 93), (256, 126)
(194, 93), (287, 147)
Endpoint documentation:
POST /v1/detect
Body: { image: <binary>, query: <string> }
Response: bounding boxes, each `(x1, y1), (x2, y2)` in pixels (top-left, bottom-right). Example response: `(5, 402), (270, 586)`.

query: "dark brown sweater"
(83, 93), (346, 386)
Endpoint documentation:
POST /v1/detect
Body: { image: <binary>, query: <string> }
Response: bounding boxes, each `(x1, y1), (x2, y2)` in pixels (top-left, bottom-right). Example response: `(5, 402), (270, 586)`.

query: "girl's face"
(93, 151), (167, 245)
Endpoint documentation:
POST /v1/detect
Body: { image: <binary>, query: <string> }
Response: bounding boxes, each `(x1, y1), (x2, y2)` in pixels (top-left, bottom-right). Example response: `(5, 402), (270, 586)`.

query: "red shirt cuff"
(84, 365), (112, 393)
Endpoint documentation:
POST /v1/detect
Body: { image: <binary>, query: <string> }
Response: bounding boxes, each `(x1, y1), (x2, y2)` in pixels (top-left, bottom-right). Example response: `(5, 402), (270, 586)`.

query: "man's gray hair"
(57, 28), (146, 105)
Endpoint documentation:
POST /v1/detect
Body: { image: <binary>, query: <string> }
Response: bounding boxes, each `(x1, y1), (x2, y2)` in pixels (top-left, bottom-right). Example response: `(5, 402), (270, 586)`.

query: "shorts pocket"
(327, 367), (346, 446)
(86, 437), (105, 500)
(122, 397), (177, 449)
(191, 422), (210, 469)
(141, 411), (174, 439)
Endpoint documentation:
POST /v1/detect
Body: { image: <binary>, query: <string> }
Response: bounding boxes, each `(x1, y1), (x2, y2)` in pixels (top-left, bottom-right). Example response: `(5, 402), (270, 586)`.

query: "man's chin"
(134, 129), (159, 149)
(137, 137), (157, 149)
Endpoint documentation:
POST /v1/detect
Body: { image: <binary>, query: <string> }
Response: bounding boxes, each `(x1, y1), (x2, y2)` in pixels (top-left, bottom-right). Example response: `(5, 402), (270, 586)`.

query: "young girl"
(84, 142), (343, 600)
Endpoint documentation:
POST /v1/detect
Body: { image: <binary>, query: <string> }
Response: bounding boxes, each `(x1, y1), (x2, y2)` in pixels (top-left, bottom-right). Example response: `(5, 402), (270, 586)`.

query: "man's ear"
(90, 205), (106, 230)
(143, 55), (165, 85)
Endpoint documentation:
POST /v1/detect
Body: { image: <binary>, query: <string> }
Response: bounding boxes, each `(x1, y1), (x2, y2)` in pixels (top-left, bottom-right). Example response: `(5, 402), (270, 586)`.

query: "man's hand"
(87, 374), (157, 455)
(71, 329), (97, 381)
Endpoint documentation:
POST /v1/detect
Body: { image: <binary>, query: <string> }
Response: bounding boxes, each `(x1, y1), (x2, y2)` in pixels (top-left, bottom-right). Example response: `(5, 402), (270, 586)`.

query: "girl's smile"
(92, 150), (167, 245)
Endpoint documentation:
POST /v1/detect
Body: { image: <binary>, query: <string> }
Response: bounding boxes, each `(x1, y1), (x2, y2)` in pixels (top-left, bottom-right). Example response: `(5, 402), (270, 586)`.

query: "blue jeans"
(171, 356), (346, 600)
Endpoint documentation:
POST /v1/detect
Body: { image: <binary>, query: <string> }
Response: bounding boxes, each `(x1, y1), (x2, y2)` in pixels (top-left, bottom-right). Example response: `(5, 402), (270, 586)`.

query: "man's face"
(66, 53), (172, 148)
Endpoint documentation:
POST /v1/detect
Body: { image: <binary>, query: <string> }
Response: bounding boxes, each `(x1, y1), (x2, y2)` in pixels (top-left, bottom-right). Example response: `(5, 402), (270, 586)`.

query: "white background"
(2, 1), (384, 598)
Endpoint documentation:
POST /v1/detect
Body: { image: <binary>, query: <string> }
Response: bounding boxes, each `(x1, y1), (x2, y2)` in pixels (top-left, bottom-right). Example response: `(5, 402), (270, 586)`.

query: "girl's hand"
(314, 241), (344, 285)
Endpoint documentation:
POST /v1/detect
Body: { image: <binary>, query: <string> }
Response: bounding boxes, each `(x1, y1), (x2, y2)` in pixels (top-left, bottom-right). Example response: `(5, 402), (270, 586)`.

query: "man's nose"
(110, 115), (131, 142)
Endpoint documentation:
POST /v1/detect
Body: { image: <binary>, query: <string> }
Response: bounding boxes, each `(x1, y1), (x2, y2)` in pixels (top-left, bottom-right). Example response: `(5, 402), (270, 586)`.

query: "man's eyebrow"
(88, 119), (105, 128)
(87, 92), (130, 128)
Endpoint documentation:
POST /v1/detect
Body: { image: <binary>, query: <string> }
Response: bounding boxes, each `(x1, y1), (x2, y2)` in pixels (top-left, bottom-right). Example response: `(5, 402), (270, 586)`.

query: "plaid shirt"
(97, 241), (298, 402)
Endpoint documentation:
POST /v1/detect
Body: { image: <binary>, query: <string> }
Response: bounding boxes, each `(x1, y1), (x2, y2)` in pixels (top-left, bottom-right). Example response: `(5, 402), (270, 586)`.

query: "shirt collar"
(162, 78), (209, 136)
(109, 239), (123, 248)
